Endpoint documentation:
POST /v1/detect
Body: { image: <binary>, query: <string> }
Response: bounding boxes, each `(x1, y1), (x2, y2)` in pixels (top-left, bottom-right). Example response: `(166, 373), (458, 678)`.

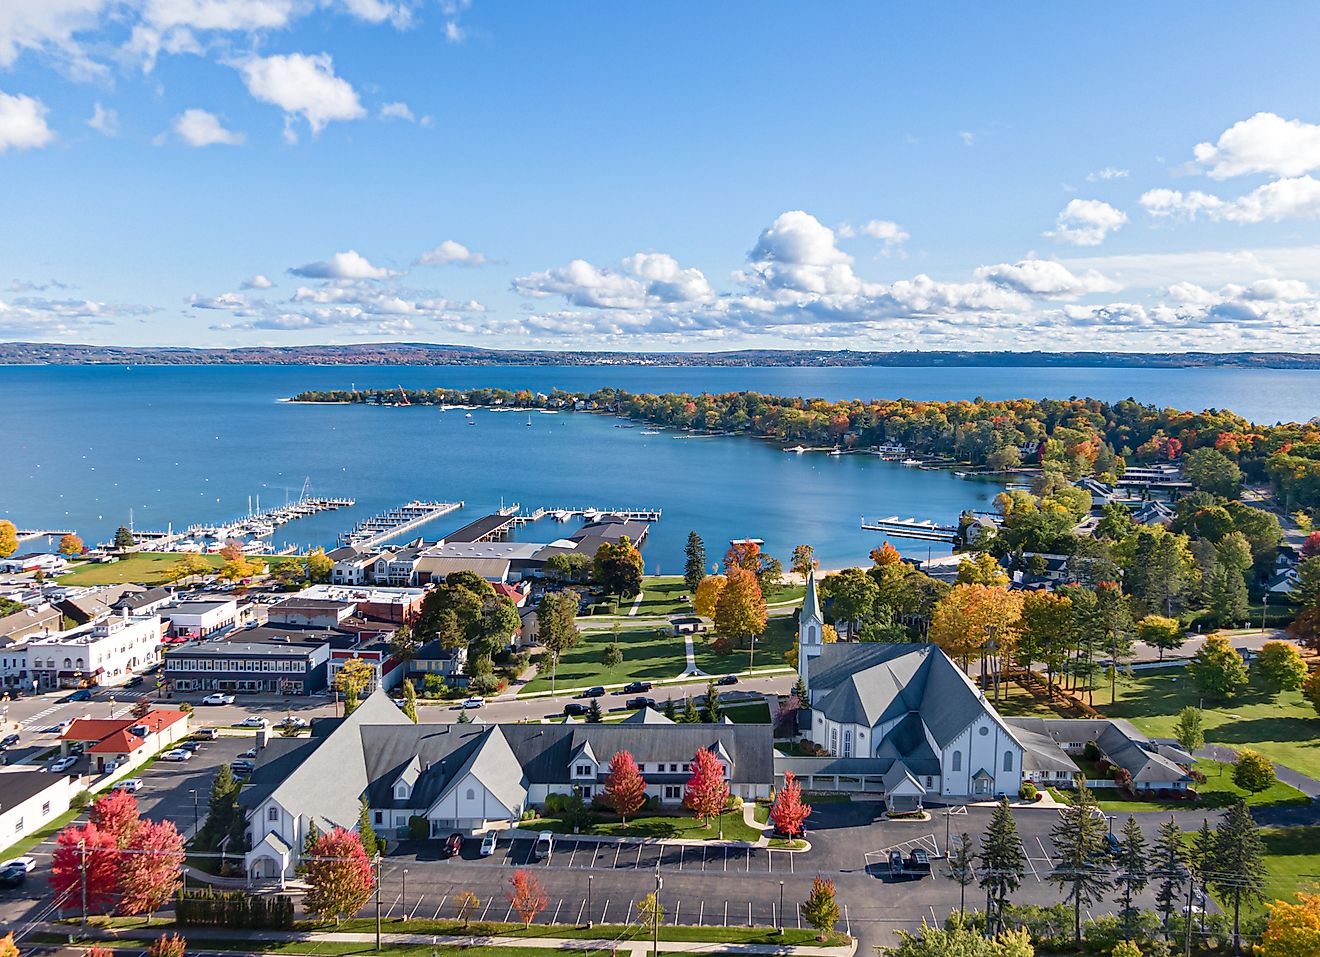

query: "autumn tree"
(714, 565), (767, 656)
(929, 584), (1023, 696)
(91, 789), (141, 848)
(146, 934), (186, 957)
(334, 658), (375, 715)
(1257, 640), (1308, 695)
(50, 822), (120, 915)
(305, 547), (333, 582)
(1018, 589), (1074, 691)
(956, 553), (1009, 587)
(1233, 749), (1277, 794)
(682, 747), (729, 828)
(59, 533), (84, 556)
(1174, 706), (1205, 754)
(452, 890), (480, 929)
(800, 875), (840, 940)
(0, 932), (17, 957)
(508, 869), (548, 927)
(401, 678), (418, 723)
(536, 590), (581, 694)
(1135, 614), (1185, 661)
(119, 820), (185, 920)
(1188, 633), (1249, 700)
(1260, 886), (1320, 957)
(770, 771), (811, 838)
(593, 537), (644, 598)
(304, 828), (375, 923)
(791, 544), (816, 578)
(0, 521), (19, 558)
(693, 574), (726, 619)
(602, 750), (647, 823)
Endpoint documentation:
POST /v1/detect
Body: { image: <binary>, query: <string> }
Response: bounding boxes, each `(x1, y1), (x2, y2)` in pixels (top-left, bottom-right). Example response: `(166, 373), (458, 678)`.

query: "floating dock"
(543, 507), (663, 522)
(15, 528), (76, 544)
(340, 501), (464, 549)
(861, 516), (959, 544)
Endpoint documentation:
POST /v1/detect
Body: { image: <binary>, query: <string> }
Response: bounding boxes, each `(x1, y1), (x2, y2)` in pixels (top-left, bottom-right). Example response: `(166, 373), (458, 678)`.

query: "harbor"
(860, 515), (961, 544)
(338, 500), (465, 549)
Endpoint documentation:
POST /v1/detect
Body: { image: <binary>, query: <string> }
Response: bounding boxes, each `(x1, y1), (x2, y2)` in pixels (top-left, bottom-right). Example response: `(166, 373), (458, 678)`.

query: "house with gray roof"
(241, 689), (771, 881)
(1006, 717), (1194, 793)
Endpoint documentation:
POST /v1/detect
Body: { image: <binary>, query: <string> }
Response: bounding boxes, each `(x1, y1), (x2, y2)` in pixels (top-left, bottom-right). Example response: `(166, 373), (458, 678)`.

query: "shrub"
(408, 816), (428, 841)
(725, 794), (743, 811)
(1189, 769), (1207, 784)
(1083, 740), (1101, 761)
(468, 673), (500, 696)
(1113, 767), (1133, 792)
(1020, 782), (1038, 801)
(176, 889), (295, 929)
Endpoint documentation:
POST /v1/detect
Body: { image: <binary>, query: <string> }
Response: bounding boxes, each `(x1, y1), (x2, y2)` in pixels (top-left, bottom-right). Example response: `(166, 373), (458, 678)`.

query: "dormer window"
(575, 764), (593, 777)
(395, 782), (411, 800)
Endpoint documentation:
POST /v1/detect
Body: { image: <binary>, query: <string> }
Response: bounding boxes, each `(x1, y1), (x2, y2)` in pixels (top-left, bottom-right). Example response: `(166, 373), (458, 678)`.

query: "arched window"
(952, 751), (962, 772)
(465, 788), (476, 801)
(63, 658), (71, 669)
(1003, 751), (1013, 772)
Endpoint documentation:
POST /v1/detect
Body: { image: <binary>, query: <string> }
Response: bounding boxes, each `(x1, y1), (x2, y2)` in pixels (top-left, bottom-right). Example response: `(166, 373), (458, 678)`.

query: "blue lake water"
(3, 363), (1318, 571)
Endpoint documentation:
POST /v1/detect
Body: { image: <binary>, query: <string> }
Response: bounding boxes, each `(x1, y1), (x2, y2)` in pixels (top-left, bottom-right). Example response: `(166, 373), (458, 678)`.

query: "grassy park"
(57, 551), (302, 586)
(519, 626), (688, 695)
(528, 808), (761, 842)
(1049, 759), (1310, 813)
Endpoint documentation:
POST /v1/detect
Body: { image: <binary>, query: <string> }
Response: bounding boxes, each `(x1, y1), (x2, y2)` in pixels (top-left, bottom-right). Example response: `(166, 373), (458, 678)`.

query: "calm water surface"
(3, 364), (1316, 570)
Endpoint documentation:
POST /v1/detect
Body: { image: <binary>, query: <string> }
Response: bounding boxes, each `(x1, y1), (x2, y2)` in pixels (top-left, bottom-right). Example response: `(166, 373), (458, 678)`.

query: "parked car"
(1103, 832), (1122, 857)
(462, 697), (484, 709)
(716, 675), (739, 686)
(531, 831), (553, 863)
(1, 857), (36, 873)
(625, 697), (656, 711)
(202, 693), (234, 706)
(442, 832), (464, 858)
(239, 748), (258, 759)
(906, 848), (931, 876)
(281, 716), (308, 729)
(0, 865), (25, 889)
(63, 689), (92, 703)
(621, 681), (652, 694)
(888, 850), (905, 876)
(561, 703), (589, 717)
(0, 733), (18, 750)
(160, 748), (192, 761)
(480, 831), (498, 856)
(579, 686), (606, 698)
(49, 756), (77, 773)
(230, 759), (255, 774)
(193, 728), (220, 740)
(178, 741), (201, 753)
(112, 779), (144, 793)
(238, 716), (268, 728)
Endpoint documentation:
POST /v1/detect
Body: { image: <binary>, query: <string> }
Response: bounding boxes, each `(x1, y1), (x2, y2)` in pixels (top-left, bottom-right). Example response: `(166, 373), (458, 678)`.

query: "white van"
(532, 831), (553, 863)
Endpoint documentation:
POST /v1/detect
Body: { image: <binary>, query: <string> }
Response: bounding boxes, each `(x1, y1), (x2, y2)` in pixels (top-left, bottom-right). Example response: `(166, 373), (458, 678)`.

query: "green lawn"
(1101, 666), (1320, 781)
(1260, 826), (1320, 904)
(715, 700), (772, 723)
(519, 626), (687, 695)
(58, 551), (301, 586)
(992, 680), (1078, 718)
(529, 808), (760, 842)
(693, 614), (796, 676)
(1052, 759), (1310, 813)
(632, 576), (694, 617)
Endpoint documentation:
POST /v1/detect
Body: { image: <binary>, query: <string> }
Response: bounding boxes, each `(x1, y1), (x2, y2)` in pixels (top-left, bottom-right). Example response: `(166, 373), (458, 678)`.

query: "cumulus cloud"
(240, 52), (365, 139)
(1086, 167), (1129, 182)
(416, 240), (491, 267)
(241, 274), (273, 289)
(0, 293), (155, 337)
(0, 0), (107, 71)
(744, 210), (865, 297)
(87, 102), (118, 137)
(1141, 177), (1320, 224)
(974, 259), (1120, 298)
(513, 253), (714, 310)
(173, 107), (244, 146)
(1194, 112), (1320, 179)
(1046, 199), (1128, 246)
(0, 90), (54, 152)
(289, 250), (398, 280)
(837, 219), (910, 253)
(445, 21), (465, 42)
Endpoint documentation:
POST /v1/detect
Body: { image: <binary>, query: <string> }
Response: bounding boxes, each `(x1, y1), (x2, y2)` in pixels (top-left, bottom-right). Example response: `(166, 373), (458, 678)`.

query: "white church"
(788, 568), (1026, 803)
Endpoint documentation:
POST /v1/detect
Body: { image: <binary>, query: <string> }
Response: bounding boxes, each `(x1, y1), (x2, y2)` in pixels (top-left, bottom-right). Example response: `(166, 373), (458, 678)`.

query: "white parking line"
(635, 844), (643, 869)
(698, 900), (704, 925)
(1020, 842), (1039, 881)
(613, 844), (621, 868)
(551, 899), (562, 923)
(568, 842), (579, 867)
(678, 845), (685, 870)
(433, 894), (447, 920)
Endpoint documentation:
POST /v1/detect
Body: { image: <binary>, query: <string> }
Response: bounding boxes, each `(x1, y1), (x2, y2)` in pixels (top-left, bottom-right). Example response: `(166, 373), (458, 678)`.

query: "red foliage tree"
(870, 542), (902, 566)
(723, 541), (762, 572)
(50, 822), (120, 915)
(91, 789), (141, 848)
(682, 747), (729, 828)
(119, 820), (185, 919)
(602, 750), (648, 823)
(146, 934), (186, 957)
(303, 828), (374, 924)
(1302, 531), (1320, 559)
(770, 771), (812, 838)
(508, 869), (548, 927)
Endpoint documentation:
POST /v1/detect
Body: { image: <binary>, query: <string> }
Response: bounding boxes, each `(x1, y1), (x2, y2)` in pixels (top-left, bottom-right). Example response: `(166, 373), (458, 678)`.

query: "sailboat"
(526, 415), (533, 427)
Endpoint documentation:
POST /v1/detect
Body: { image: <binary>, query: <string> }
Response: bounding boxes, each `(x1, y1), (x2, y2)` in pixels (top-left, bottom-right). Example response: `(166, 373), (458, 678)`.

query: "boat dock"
(15, 528), (76, 544)
(340, 501), (464, 548)
(861, 515), (959, 544)
(544, 507), (663, 522)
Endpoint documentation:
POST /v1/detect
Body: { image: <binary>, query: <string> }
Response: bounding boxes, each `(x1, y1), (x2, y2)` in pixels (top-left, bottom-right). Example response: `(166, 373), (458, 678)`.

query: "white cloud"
(0, 293), (155, 337)
(1046, 198), (1128, 246)
(0, 0), (107, 70)
(379, 101), (414, 122)
(959, 131), (974, 146)
(416, 240), (491, 267)
(744, 210), (864, 297)
(838, 219), (909, 252)
(0, 90), (54, 152)
(513, 252), (713, 310)
(288, 250), (398, 280)
(336, 0), (413, 28)
(444, 20), (465, 42)
(1086, 167), (1129, 182)
(173, 107), (244, 146)
(240, 52), (365, 138)
(974, 259), (1120, 298)
(1194, 112), (1320, 179)
(241, 274), (273, 289)
(1141, 177), (1320, 224)
(1139, 187), (1224, 220)
(87, 102), (118, 137)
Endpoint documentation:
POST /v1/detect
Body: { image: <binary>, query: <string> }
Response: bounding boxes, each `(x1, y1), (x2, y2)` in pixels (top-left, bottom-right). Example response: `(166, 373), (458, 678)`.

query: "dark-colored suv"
(562, 703), (589, 717)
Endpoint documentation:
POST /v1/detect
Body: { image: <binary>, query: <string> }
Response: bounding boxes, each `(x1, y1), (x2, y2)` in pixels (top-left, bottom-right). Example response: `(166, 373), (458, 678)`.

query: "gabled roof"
(619, 707), (674, 725)
(803, 566), (822, 623)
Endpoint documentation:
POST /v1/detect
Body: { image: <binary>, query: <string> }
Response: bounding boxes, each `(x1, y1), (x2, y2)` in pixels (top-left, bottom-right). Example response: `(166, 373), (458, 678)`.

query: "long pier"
(340, 501), (464, 549)
(15, 529), (76, 544)
(544, 507), (663, 522)
(861, 516), (959, 544)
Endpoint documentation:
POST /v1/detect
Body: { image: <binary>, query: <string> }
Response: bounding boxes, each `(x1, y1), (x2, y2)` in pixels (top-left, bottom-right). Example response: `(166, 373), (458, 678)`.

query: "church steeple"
(803, 564), (822, 624)
(798, 565), (824, 694)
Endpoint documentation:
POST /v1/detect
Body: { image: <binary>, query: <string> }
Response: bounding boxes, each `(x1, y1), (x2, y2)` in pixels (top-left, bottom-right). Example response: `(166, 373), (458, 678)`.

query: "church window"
(829, 727), (838, 756)
(842, 729), (852, 757)
(1003, 751), (1013, 772)
(952, 751), (962, 772)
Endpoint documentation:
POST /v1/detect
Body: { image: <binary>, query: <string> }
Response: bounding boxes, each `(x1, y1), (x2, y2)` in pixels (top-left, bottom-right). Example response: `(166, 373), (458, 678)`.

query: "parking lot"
(475, 835), (801, 874)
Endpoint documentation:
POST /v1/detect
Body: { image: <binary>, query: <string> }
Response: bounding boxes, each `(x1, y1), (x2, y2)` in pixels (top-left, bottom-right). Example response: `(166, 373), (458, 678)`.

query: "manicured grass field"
(1051, 759), (1310, 813)
(714, 700), (772, 723)
(519, 626), (687, 695)
(693, 614), (796, 676)
(1259, 826), (1320, 904)
(1101, 666), (1320, 781)
(57, 551), (301, 586)
(991, 680), (1078, 718)
(530, 808), (761, 842)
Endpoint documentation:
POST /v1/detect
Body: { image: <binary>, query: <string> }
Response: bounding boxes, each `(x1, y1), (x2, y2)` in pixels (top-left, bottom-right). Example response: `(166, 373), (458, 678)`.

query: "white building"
(26, 614), (162, 690)
(0, 769), (79, 847)
(163, 599), (239, 638)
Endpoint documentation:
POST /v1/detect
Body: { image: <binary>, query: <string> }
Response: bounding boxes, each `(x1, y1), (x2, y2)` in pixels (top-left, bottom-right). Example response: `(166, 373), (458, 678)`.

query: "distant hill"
(4, 341), (1320, 368)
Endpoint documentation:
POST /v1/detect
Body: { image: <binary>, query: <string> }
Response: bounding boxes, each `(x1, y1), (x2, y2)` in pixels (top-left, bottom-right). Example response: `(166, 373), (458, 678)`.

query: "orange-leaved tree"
(693, 574), (726, 619)
(508, 869), (548, 927)
(602, 750), (648, 823)
(770, 771), (812, 838)
(303, 828), (374, 924)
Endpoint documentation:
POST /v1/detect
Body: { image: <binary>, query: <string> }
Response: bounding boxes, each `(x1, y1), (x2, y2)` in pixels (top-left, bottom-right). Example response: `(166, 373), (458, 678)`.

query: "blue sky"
(5, 3), (1320, 352)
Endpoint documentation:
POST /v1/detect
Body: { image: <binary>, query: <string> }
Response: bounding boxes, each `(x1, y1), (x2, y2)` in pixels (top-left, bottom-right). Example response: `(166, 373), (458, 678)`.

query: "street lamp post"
(402, 868), (408, 922)
(189, 789), (199, 836)
(1261, 594), (1269, 633)
(778, 880), (784, 933)
(587, 874), (593, 927)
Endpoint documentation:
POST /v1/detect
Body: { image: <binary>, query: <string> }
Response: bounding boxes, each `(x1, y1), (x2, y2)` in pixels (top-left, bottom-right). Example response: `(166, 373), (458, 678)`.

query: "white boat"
(828, 448), (844, 456)
(527, 416), (533, 427)
(902, 458), (923, 466)
(553, 510), (571, 521)
(467, 420), (476, 426)
(785, 445), (807, 454)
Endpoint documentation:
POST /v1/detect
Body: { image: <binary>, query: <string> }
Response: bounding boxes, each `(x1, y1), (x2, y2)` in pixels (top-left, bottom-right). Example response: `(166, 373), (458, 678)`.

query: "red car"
(442, 832), (463, 858)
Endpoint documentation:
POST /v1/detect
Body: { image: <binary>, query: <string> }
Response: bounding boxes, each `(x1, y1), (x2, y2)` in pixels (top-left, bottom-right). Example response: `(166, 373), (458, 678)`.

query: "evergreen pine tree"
(791, 676), (808, 702)
(702, 679), (721, 723)
(946, 831), (976, 916)
(298, 818), (322, 874)
(1114, 815), (1148, 942)
(977, 797), (1025, 936)
(1047, 782), (1112, 948)
(681, 694), (698, 724)
(200, 765), (238, 851)
(401, 678), (418, 723)
(1211, 800), (1267, 954)
(1152, 816), (1188, 938)
(684, 531), (706, 593)
(358, 798), (379, 860)
(663, 696), (676, 720)
(586, 698), (603, 723)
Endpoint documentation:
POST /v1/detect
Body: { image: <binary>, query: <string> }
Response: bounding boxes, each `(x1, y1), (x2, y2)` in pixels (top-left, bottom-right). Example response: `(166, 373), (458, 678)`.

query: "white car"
(49, 756), (77, 773)
(281, 716), (308, 729)
(1, 857), (36, 873)
(238, 716), (268, 728)
(462, 697), (484, 709)
(160, 748), (192, 761)
(480, 831), (498, 856)
(202, 693), (235, 706)
(113, 779), (144, 793)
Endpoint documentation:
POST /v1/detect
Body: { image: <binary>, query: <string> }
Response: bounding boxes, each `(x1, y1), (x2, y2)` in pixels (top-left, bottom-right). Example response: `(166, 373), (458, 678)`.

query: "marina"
(338, 500), (465, 549)
(860, 515), (961, 544)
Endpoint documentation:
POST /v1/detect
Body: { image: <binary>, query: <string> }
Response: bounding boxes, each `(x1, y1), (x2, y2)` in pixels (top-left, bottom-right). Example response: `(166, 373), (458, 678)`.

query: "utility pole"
(374, 856), (382, 951)
(80, 838), (88, 935)
(653, 864), (662, 957)
(1183, 877), (1196, 957)
(401, 868), (408, 922)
